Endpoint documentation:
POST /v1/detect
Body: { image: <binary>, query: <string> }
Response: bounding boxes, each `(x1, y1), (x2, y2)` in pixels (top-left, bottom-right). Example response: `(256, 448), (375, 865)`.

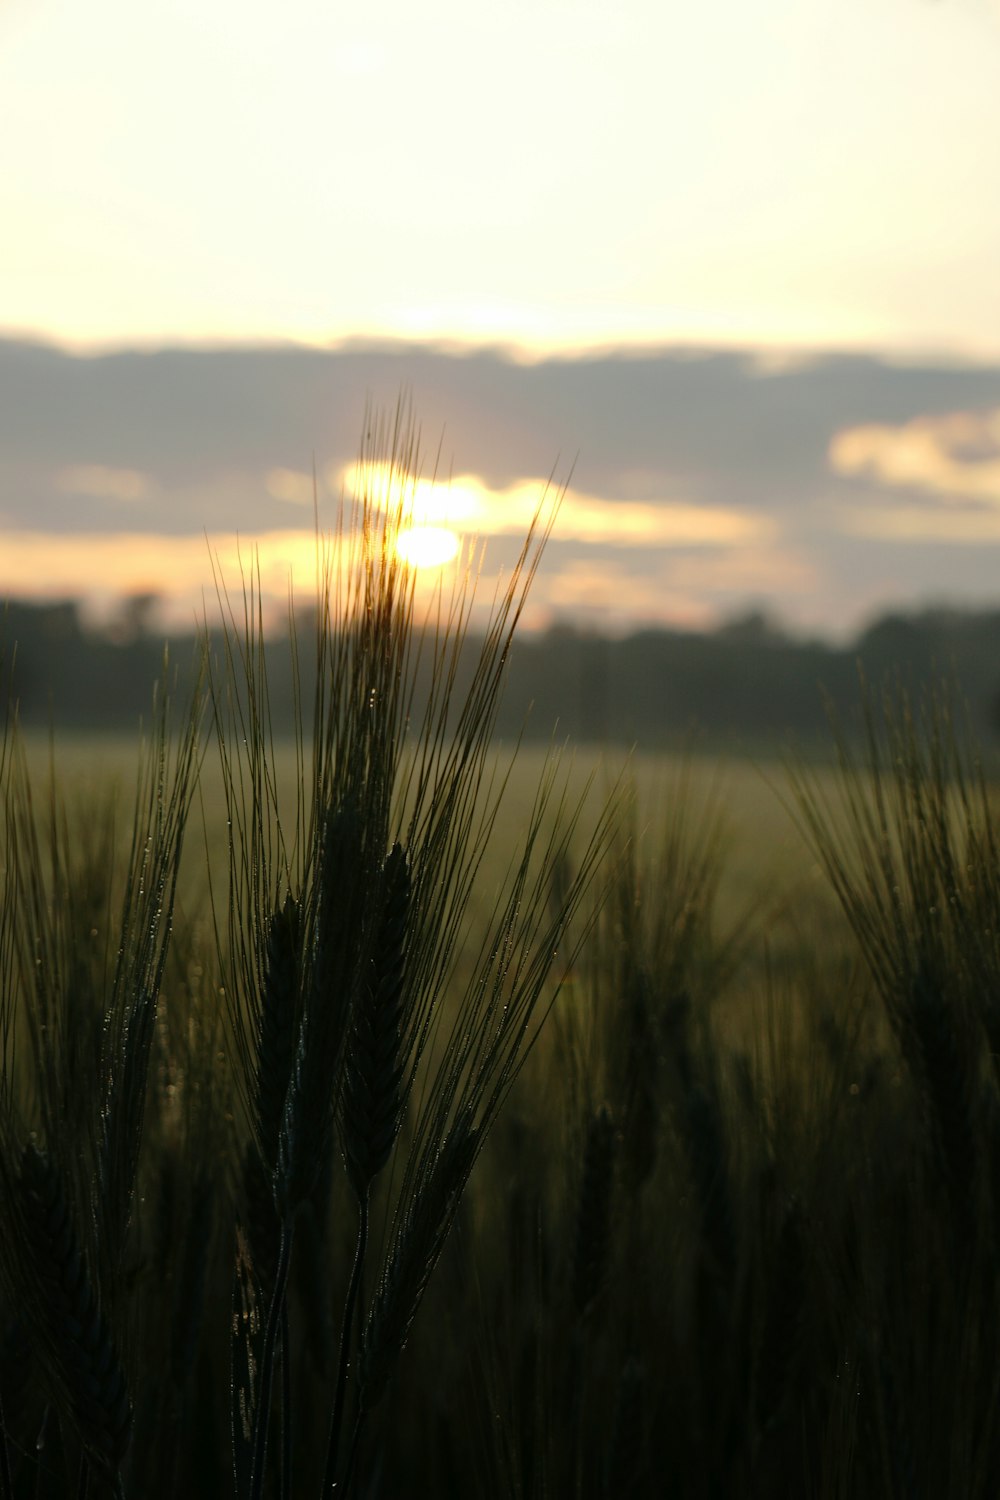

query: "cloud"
(839, 505), (1000, 543)
(535, 485), (773, 548)
(0, 530), (337, 630)
(5, 337), (1000, 638)
(829, 407), (1000, 504)
(340, 461), (774, 549)
(529, 546), (818, 634)
(54, 464), (152, 501)
(265, 467), (317, 506)
(661, 547), (819, 595)
(0, 525), (518, 636)
(537, 560), (712, 632)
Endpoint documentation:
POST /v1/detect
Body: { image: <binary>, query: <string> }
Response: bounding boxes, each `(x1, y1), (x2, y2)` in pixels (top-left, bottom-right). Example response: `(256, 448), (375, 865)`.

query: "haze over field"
(2, 0), (999, 639)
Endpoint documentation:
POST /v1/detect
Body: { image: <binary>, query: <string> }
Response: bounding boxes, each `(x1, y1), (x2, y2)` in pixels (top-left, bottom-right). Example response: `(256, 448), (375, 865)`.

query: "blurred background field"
(16, 729), (848, 958)
(7, 648), (1000, 1496)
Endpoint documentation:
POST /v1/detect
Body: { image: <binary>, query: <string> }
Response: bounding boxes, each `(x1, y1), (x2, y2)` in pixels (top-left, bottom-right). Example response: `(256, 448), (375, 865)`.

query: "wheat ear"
(336, 1123), (478, 1496)
(276, 803), (364, 1223)
(603, 1357), (645, 1500)
(247, 807), (367, 1500)
(754, 1196), (805, 1440)
(342, 842), (411, 1201)
(620, 970), (661, 1195)
(245, 895), (301, 1298)
(324, 842), (411, 1497)
(17, 1145), (131, 1488)
(257, 896), (302, 1179)
(905, 963), (977, 1230)
(355, 1121), (479, 1434)
(0, 1390), (11, 1500)
(572, 1105), (617, 1318)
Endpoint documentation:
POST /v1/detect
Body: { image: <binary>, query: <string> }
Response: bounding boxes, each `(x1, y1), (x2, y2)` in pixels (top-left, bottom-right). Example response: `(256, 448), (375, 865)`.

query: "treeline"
(4, 597), (1000, 749)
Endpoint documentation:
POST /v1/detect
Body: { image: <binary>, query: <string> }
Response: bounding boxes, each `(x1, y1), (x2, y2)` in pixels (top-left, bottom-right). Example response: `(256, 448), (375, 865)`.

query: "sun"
(395, 525), (460, 568)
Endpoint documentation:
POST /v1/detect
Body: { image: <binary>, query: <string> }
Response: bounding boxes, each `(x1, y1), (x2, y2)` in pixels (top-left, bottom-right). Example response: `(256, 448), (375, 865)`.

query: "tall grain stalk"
(787, 682), (1000, 1213)
(210, 404), (616, 1498)
(0, 663), (203, 1496)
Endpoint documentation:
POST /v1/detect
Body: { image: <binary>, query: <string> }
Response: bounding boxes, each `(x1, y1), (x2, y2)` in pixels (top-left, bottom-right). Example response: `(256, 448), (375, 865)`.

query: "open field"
(17, 731), (841, 930)
(4, 433), (1000, 1498)
(5, 708), (997, 1498)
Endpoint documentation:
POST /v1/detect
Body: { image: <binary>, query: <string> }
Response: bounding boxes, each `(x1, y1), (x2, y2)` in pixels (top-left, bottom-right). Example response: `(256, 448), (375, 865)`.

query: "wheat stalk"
(16, 1144), (131, 1491)
(323, 841), (412, 1495)
(572, 1105), (617, 1319)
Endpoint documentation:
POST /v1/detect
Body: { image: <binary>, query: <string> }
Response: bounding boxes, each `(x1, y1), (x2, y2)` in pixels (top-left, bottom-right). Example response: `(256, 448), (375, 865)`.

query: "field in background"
(19, 732), (837, 923)
(6, 689), (1000, 1498)
(10, 728), (880, 1082)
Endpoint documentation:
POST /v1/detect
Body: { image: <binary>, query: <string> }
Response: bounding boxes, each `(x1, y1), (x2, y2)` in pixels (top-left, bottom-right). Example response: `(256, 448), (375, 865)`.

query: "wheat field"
(1, 414), (998, 1499)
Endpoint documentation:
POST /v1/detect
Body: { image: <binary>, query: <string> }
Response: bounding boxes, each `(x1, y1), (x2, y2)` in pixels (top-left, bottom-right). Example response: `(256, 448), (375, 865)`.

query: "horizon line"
(4, 325), (1000, 372)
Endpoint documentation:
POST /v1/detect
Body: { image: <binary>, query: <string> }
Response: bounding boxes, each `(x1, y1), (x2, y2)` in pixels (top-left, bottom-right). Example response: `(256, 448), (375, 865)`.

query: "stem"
(280, 1301), (292, 1500)
(570, 1321), (587, 1500)
(0, 1391), (13, 1500)
(321, 1192), (369, 1497)
(32, 1405), (50, 1500)
(249, 1217), (294, 1500)
(339, 1410), (364, 1500)
(76, 1454), (89, 1500)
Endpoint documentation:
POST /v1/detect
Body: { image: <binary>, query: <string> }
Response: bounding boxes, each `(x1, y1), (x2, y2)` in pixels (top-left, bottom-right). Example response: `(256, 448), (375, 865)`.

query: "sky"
(2, 0), (1000, 636)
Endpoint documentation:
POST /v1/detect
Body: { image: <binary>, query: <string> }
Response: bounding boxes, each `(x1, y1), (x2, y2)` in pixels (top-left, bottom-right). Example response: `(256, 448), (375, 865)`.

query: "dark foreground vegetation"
(2, 417), (1000, 1498)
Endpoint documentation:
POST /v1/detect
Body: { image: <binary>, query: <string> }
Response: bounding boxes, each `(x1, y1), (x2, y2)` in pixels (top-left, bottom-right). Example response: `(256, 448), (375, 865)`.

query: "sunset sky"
(2, 0), (1000, 636)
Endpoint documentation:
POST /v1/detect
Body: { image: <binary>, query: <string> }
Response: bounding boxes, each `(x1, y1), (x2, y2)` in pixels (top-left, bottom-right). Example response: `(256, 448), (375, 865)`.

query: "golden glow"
(395, 526), (460, 568)
(0, 529), (346, 630)
(339, 461), (481, 529)
(543, 561), (716, 630)
(265, 468), (315, 506)
(829, 408), (1000, 505)
(340, 462), (772, 549)
(839, 506), (1000, 542)
(55, 465), (151, 502)
(2, 460), (784, 637)
(661, 546), (819, 592)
